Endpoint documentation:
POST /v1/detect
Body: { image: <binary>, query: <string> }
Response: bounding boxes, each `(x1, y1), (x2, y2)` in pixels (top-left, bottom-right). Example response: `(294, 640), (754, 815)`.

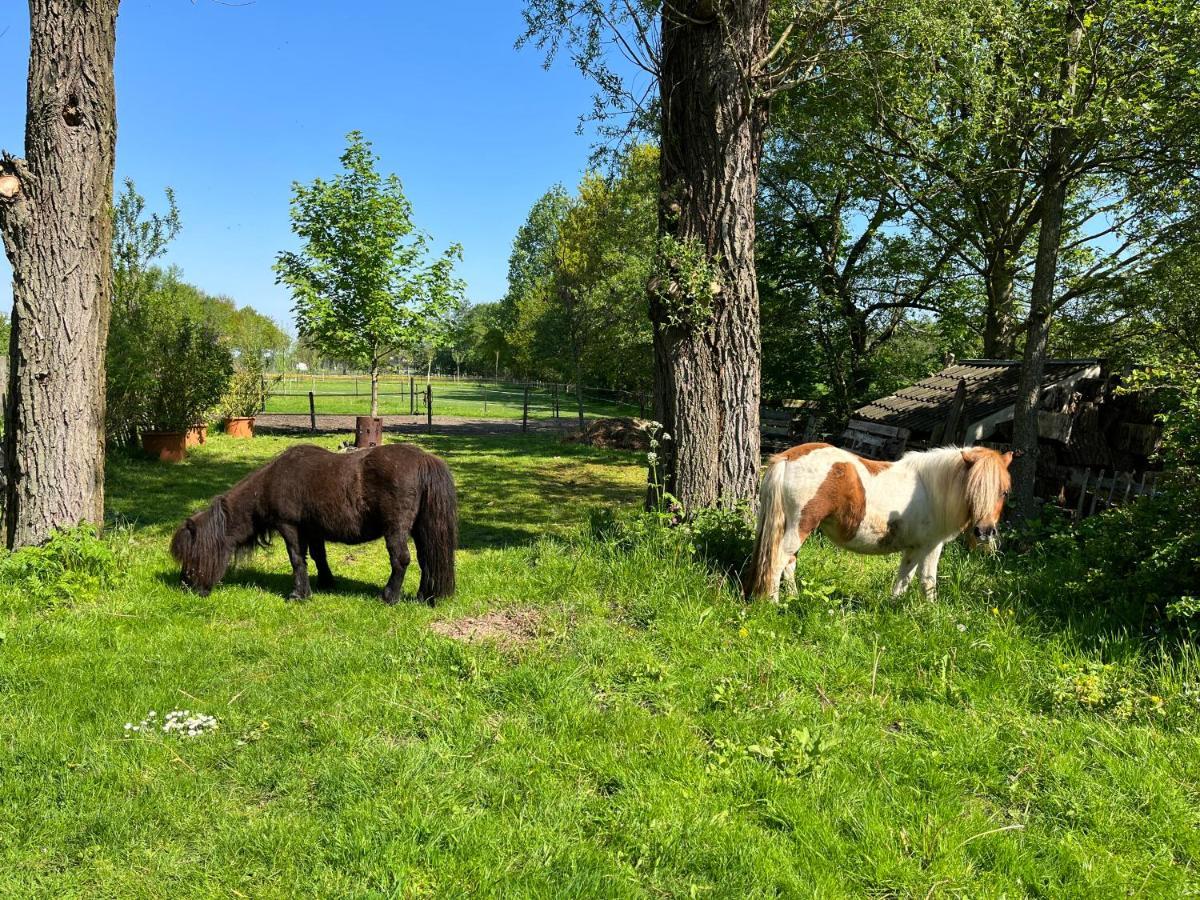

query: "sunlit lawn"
(1, 432), (1198, 896)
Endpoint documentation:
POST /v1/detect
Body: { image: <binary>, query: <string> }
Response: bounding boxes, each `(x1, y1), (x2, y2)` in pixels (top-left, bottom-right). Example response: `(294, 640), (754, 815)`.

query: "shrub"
(219, 353), (280, 420)
(108, 286), (234, 439)
(146, 315), (234, 431)
(0, 525), (123, 603)
(687, 503), (755, 576)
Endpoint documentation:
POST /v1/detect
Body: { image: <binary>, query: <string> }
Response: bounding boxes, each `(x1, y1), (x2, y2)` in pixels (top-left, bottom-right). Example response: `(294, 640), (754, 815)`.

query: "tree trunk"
(0, 0), (119, 549)
(983, 251), (1016, 358)
(1010, 0), (1088, 522)
(369, 360), (379, 418)
(576, 372), (585, 429)
(650, 0), (769, 511)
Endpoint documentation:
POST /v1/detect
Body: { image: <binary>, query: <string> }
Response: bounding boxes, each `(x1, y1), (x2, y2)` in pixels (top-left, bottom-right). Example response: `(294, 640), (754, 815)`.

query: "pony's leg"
(277, 524), (311, 601)
(918, 542), (945, 600)
(309, 536), (335, 589)
(891, 550), (921, 599)
(381, 531), (412, 606)
(768, 524), (809, 603)
(782, 553), (799, 595)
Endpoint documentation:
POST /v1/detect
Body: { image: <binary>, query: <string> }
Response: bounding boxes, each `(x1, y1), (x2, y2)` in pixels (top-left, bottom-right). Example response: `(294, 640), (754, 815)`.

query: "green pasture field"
(1, 432), (1197, 896)
(261, 375), (639, 421)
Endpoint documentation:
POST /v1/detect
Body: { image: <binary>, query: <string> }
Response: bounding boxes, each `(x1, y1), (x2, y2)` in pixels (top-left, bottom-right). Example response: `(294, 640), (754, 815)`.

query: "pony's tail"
(744, 457), (788, 600)
(413, 454), (458, 604)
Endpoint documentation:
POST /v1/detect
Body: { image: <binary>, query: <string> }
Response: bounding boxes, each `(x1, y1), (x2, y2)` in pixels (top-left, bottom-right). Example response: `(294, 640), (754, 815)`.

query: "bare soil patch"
(429, 608), (543, 647)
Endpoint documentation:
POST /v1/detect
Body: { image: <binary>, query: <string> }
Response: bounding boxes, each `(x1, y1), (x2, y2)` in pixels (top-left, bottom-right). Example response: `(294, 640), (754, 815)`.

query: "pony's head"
(170, 497), (234, 596)
(961, 448), (1014, 549)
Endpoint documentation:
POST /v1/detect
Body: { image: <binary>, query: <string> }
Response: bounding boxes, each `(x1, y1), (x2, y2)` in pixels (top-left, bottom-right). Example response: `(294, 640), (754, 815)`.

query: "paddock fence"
(257, 373), (647, 434)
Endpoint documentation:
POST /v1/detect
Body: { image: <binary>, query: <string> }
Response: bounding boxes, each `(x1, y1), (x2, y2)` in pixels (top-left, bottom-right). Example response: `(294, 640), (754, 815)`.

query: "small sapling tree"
(275, 131), (464, 418)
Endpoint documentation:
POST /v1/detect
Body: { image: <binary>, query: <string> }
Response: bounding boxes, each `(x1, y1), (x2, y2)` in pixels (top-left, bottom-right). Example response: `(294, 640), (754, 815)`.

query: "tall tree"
(523, 0), (852, 509)
(0, 0), (119, 549)
(275, 132), (464, 417)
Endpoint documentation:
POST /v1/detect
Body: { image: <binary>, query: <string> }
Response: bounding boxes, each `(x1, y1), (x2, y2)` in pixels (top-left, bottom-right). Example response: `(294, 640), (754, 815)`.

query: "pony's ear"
(961, 449), (980, 467)
(186, 517), (196, 533)
(1001, 450), (1014, 467)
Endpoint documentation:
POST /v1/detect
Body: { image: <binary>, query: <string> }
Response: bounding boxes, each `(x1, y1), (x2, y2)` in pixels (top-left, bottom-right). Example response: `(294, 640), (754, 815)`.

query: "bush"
(146, 315), (234, 432)
(108, 276), (234, 440)
(687, 503), (755, 577)
(0, 525), (123, 604)
(586, 501), (756, 582)
(219, 353), (279, 420)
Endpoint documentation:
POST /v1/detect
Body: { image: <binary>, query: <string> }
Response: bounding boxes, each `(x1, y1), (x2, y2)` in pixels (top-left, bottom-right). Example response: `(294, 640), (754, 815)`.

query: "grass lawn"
(2, 432), (1198, 897)
(262, 375), (640, 421)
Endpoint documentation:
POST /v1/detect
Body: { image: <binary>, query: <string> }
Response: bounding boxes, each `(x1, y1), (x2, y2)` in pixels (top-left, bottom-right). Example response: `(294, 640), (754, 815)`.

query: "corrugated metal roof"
(853, 359), (1100, 435)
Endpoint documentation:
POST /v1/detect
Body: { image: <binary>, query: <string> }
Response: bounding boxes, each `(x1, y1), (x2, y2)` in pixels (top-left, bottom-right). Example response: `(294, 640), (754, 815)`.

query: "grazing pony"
(745, 443), (1013, 602)
(171, 443), (457, 604)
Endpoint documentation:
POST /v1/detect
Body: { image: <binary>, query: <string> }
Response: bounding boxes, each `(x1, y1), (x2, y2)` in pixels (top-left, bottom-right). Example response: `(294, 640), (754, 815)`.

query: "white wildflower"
(957, 623), (967, 632)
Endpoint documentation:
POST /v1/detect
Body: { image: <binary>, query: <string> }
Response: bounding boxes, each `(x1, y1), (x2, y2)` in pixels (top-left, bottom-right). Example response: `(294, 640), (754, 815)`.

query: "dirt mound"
(429, 608), (542, 648)
(563, 417), (654, 451)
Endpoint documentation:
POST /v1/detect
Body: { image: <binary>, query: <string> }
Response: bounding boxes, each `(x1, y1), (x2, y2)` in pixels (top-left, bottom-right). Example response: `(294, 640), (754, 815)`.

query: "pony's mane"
(897, 446), (1008, 523)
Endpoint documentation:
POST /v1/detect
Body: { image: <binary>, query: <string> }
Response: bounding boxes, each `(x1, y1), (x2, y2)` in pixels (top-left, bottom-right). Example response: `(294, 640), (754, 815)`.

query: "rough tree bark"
(0, 0), (120, 549)
(650, 0), (769, 511)
(1010, 0), (1090, 521)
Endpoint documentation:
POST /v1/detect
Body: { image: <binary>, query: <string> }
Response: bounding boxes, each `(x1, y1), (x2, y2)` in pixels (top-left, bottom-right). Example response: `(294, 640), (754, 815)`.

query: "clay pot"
(224, 416), (255, 438)
(185, 423), (208, 447)
(142, 431), (188, 463)
(355, 416), (383, 448)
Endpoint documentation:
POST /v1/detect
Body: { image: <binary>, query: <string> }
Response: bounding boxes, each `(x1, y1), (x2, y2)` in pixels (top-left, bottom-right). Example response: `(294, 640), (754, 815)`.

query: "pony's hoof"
(381, 591), (400, 606)
(317, 576), (336, 591)
(286, 591), (311, 603)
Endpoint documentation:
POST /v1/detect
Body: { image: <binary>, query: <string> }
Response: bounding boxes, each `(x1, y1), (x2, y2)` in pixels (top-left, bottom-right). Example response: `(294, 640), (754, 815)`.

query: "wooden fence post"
(426, 384), (432, 434)
(1089, 469), (1106, 517)
(522, 385), (530, 433)
(308, 391), (316, 433)
(410, 376), (415, 416)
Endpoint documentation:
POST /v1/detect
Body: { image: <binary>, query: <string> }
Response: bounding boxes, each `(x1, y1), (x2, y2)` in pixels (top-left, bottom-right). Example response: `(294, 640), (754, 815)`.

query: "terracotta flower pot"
(224, 416), (255, 438)
(185, 423), (208, 447)
(142, 430), (188, 463)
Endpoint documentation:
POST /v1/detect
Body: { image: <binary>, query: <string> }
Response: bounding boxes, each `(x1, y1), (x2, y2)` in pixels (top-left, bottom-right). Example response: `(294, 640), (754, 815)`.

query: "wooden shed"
(841, 358), (1164, 517)
(843, 359), (1102, 458)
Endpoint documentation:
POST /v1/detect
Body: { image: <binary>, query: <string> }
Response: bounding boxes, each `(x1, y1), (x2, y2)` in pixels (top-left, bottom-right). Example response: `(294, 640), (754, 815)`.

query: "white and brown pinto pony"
(745, 443), (1014, 602)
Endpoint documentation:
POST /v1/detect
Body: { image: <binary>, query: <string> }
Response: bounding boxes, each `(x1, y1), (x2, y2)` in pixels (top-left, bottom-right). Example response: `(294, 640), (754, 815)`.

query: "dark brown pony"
(170, 443), (457, 604)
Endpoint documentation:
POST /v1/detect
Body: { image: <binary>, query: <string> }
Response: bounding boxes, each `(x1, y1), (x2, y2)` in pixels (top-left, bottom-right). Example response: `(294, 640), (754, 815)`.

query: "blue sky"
(0, 1), (622, 330)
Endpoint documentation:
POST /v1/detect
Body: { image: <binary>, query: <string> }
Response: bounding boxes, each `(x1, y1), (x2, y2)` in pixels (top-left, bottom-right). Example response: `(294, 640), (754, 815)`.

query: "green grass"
(2, 433), (1199, 897)
(262, 375), (640, 421)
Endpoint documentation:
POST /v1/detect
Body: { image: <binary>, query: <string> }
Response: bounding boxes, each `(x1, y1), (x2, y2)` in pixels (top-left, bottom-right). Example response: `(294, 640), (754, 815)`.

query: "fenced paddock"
(260, 374), (644, 429)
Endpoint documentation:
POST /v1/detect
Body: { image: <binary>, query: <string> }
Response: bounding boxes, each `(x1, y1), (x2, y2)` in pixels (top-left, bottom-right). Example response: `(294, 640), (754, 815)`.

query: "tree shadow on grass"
(106, 432), (645, 555)
(152, 566), (422, 605)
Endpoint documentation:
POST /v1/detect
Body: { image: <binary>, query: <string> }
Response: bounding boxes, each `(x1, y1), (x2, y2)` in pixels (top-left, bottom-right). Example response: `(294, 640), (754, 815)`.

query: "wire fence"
(259, 374), (647, 429)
